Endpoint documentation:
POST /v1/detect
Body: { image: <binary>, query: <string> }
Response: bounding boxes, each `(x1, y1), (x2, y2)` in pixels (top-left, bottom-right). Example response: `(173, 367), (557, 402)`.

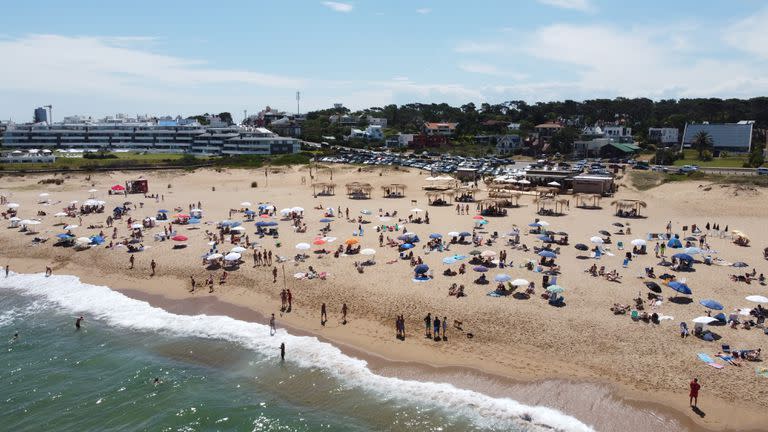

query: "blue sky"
(1, 0), (767, 122)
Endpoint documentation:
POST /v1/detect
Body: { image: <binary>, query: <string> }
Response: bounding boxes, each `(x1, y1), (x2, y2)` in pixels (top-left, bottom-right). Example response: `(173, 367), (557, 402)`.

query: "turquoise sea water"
(0, 273), (593, 432)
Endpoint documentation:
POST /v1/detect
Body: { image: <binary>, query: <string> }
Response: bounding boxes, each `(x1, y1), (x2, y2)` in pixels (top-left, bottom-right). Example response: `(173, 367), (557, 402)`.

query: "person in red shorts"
(689, 378), (701, 407)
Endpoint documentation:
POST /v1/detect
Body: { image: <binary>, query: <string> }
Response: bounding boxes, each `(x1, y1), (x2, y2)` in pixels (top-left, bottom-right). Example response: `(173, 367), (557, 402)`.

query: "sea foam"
(0, 272), (594, 432)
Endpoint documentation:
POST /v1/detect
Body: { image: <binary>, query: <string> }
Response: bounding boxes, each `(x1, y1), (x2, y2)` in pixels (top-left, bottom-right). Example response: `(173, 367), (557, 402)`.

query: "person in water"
(75, 316), (84, 330)
(10, 332), (18, 342)
(280, 342), (285, 361)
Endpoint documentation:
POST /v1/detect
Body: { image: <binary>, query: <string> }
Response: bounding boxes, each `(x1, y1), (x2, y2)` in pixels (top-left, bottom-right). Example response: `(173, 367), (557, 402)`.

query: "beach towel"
(697, 353), (724, 369)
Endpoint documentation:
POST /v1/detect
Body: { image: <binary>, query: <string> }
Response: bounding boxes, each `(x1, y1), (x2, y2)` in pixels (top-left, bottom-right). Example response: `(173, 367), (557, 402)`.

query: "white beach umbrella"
(280, 208), (292, 215)
(511, 278), (529, 286)
(295, 242), (311, 250)
(745, 295), (768, 303)
(517, 179), (531, 185)
(360, 209), (372, 215)
(64, 224), (78, 230)
(19, 219), (34, 225)
(54, 212), (68, 217)
(6, 203), (20, 208)
(70, 200), (79, 204)
(230, 226), (246, 232)
(537, 220), (550, 227)
(231, 246), (247, 253)
(88, 189), (99, 193)
(480, 250), (496, 258)
(84, 199), (100, 206)
(547, 181), (561, 187)
(630, 239), (646, 247)
(131, 223), (143, 229)
(590, 236), (604, 244)
(206, 253), (223, 260)
(692, 316), (718, 324)
(379, 216), (392, 222)
(224, 252), (241, 261)
(26, 220), (41, 225)
(291, 206), (304, 213)
(410, 208), (424, 213)
(240, 201), (252, 207)
(39, 193), (50, 197)
(360, 248), (376, 256)
(447, 231), (460, 237)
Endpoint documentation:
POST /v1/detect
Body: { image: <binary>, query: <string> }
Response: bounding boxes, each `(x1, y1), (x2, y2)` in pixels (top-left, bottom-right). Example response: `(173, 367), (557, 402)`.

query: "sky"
(1, 0), (768, 122)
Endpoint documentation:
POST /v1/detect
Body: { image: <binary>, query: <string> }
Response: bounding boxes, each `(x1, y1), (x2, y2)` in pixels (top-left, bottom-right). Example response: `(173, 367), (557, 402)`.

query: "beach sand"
(1, 165), (767, 431)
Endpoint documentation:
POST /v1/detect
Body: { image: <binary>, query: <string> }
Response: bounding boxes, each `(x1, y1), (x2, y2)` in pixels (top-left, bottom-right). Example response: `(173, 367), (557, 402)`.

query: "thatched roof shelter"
(345, 182), (373, 199)
(453, 186), (479, 202)
(381, 184), (406, 198)
(312, 182), (336, 196)
(574, 193), (602, 209)
(426, 190), (454, 206)
(611, 199), (647, 217)
(534, 196), (569, 216)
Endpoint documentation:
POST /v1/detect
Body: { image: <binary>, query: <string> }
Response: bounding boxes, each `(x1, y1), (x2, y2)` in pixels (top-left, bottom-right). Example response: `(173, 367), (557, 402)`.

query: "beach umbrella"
(70, 200), (78, 204)
(630, 239), (646, 247)
(131, 223), (143, 229)
(280, 208), (292, 215)
(400, 243), (414, 249)
(240, 201), (252, 207)
(528, 222), (541, 227)
(668, 281), (692, 295)
(574, 243), (589, 251)
(90, 235), (104, 245)
(411, 208), (424, 213)
(672, 253), (693, 262)
(480, 250), (496, 258)
(54, 212), (68, 217)
(224, 252), (241, 261)
(295, 242), (311, 250)
(459, 231), (471, 237)
(9, 216), (21, 222)
(683, 247), (701, 255)
(598, 230), (611, 236)
(313, 238), (327, 245)
(259, 204), (272, 210)
(644, 281), (662, 293)
(447, 231), (460, 237)
(6, 203), (20, 208)
(360, 209), (371, 215)
(547, 181), (561, 187)
(206, 253), (223, 260)
(291, 207), (304, 213)
(64, 224), (78, 230)
(494, 274), (512, 282)
(473, 265), (489, 272)
(157, 209), (168, 213)
(468, 250), (481, 256)
(76, 237), (92, 244)
(442, 257), (457, 265)
(111, 185), (125, 191)
(429, 233), (442, 239)
(259, 214), (271, 218)
(537, 235), (554, 242)
(537, 220), (550, 227)
(476, 220), (488, 226)
(732, 262), (748, 268)
(612, 222), (624, 227)
(546, 285), (565, 293)
(517, 179), (531, 185)
(745, 295), (768, 303)
(56, 233), (73, 239)
(538, 250), (557, 258)
(256, 221), (278, 227)
(692, 316), (718, 324)
(171, 235), (188, 242)
(174, 213), (190, 219)
(590, 236), (604, 244)
(700, 299), (724, 310)
(345, 238), (359, 245)
(472, 215), (485, 220)
(319, 218), (334, 223)
(231, 226), (246, 232)
(684, 236), (697, 241)
(39, 192), (50, 197)
(231, 246), (247, 253)
(23, 220), (41, 225)
(414, 264), (429, 274)
(361, 248), (376, 256)
(511, 278), (529, 286)
(188, 218), (201, 225)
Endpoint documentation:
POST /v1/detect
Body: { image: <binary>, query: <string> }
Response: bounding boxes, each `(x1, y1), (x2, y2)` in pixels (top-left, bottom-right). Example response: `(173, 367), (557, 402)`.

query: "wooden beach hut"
(574, 193), (602, 209)
(345, 182), (373, 199)
(312, 182), (336, 196)
(611, 199), (646, 218)
(426, 190), (454, 206)
(535, 196), (569, 216)
(382, 184), (406, 198)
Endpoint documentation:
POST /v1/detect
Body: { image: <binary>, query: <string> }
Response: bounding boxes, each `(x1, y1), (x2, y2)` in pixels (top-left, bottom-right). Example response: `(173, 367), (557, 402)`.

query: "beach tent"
(667, 238), (682, 248)
(473, 265), (489, 272)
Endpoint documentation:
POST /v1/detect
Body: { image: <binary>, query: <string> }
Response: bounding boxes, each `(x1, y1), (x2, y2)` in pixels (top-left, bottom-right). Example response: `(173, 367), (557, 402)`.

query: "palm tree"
(692, 131), (713, 159)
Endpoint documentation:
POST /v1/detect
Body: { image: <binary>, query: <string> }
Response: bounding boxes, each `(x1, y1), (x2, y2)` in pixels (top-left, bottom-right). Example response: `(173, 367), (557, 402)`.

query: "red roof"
(424, 122), (458, 129)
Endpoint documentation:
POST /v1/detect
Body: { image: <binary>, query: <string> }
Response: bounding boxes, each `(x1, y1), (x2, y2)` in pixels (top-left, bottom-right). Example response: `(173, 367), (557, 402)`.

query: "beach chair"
(630, 310), (639, 320)
(617, 241), (624, 250)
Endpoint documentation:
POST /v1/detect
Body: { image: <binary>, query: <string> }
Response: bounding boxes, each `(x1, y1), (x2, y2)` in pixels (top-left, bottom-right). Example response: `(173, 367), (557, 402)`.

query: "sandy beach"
(1, 165), (767, 431)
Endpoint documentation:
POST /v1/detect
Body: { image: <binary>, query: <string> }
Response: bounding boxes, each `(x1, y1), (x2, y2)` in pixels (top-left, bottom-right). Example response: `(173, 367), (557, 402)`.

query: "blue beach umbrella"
(537, 235), (554, 242)
(538, 250), (557, 258)
(56, 233), (73, 239)
(528, 222), (541, 227)
(672, 253), (693, 262)
(700, 299), (724, 310)
(319, 218), (333, 223)
(157, 209), (168, 213)
(414, 264), (429, 274)
(667, 238), (682, 248)
(668, 281), (692, 295)
(188, 218), (200, 224)
(494, 273), (512, 282)
(429, 233), (442, 239)
(473, 265), (489, 272)
(256, 221), (278, 227)
(400, 243), (414, 249)
(459, 231), (471, 237)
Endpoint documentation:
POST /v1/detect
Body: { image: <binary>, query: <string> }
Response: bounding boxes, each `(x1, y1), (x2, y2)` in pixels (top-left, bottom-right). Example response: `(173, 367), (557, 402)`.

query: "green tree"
(691, 131), (713, 160)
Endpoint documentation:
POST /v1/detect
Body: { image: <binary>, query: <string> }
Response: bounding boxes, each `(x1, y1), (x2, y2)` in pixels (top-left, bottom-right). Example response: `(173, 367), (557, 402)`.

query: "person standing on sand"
(269, 314), (276, 335)
(341, 303), (348, 324)
(442, 316), (447, 340)
(280, 342), (285, 361)
(424, 313), (432, 338)
(190, 276), (196, 292)
(268, 250), (273, 265)
(689, 378), (700, 407)
(659, 243), (666, 257)
(653, 242), (660, 258)
(321, 303), (327, 325)
(150, 259), (156, 276)
(273, 266), (278, 283)
(5, 265), (9, 277)
(129, 254), (135, 269)
(433, 316), (441, 340)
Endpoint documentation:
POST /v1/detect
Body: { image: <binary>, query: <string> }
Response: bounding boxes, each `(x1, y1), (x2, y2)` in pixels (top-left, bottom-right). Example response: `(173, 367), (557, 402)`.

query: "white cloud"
(416, 8), (431, 14)
(537, 0), (592, 12)
(724, 7), (768, 59)
(459, 63), (501, 75)
(454, 41), (504, 54)
(321, 1), (353, 13)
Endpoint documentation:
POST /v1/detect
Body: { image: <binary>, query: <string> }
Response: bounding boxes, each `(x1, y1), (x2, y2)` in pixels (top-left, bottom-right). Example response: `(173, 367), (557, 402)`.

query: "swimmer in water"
(10, 332), (18, 342)
(153, 377), (162, 385)
(75, 316), (84, 330)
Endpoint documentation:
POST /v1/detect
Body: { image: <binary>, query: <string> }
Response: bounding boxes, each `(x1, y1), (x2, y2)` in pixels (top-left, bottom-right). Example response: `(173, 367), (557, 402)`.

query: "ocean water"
(0, 273), (594, 432)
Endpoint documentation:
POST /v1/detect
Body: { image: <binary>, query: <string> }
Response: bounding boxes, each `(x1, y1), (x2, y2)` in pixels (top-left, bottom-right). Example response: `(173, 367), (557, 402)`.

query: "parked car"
(678, 165), (699, 174)
(757, 167), (768, 175)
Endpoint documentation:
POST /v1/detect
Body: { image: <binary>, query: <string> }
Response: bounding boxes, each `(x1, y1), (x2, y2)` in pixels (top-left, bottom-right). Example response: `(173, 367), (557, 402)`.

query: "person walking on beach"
(150, 259), (156, 276)
(272, 266), (278, 283)
(280, 342), (285, 361)
(190, 276), (196, 292)
(5, 265), (9, 277)
(659, 243), (666, 257)
(689, 378), (700, 407)
(341, 303), (348, 325)
(75, 316), (84, 330)
(442, 316), (448, 340)
(129, 254), (135, 269)
(321, 303), (327, 325)
(268, 251), (273, 265)
(424, 313), (432, 338)
(269, 314), (276, 336)
(653, 242), (660, 258)
(433, 316), (441, 340)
